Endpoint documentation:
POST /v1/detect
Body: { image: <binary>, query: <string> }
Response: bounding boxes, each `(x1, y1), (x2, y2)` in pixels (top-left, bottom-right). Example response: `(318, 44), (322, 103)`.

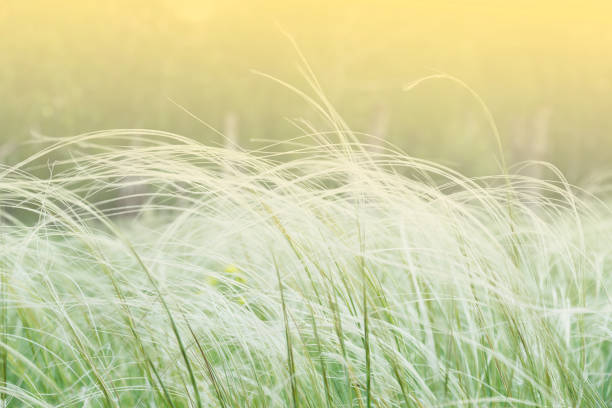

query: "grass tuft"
(0, 128), (610, 407)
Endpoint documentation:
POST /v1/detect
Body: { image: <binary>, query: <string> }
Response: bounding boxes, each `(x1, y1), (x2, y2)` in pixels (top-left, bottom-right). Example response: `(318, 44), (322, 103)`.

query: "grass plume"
(0, 128), (610, 407)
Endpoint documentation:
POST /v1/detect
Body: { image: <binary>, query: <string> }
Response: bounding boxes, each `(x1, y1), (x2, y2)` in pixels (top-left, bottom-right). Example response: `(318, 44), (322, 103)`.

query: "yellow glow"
(1, 1), (611, 176)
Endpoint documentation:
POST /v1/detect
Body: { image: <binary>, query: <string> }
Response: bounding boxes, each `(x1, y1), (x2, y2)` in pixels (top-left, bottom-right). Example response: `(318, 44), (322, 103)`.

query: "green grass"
(0, 127), (611, 407)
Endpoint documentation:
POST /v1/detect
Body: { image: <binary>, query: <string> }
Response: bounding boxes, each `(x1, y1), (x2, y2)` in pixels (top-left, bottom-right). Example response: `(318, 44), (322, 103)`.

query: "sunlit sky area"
(2, 0), (611, 177)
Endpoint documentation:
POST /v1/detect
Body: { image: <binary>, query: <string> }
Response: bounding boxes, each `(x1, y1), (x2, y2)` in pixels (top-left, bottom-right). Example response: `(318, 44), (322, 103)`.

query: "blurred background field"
(1, 0), (611, 180)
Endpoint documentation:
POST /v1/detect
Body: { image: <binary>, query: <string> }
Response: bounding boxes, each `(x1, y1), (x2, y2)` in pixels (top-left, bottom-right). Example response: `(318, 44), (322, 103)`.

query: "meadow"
(1, 113), (611, 407)
(2, 2), (612, 406)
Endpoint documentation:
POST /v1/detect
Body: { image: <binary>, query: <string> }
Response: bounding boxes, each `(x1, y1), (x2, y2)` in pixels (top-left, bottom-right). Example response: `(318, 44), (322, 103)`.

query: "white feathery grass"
(0, 126), (611, 406)
(0, 55), (612, 407)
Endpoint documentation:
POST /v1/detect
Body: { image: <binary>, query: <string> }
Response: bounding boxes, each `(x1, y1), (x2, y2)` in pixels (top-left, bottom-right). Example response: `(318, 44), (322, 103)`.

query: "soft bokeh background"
(1, 0), (611, 179)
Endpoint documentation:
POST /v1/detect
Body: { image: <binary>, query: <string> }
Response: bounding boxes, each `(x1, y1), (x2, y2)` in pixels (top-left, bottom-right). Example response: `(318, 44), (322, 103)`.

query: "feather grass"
(0, 127), (610, 406)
